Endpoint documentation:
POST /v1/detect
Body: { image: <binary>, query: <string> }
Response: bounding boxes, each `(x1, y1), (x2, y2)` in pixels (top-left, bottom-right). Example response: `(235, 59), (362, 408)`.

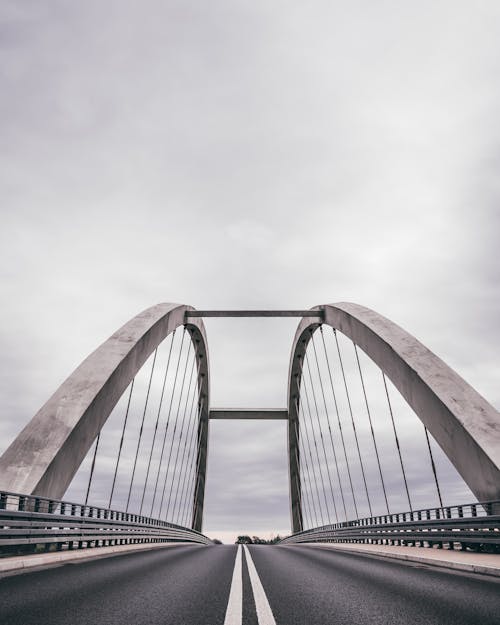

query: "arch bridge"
(0, 303), (499, 551)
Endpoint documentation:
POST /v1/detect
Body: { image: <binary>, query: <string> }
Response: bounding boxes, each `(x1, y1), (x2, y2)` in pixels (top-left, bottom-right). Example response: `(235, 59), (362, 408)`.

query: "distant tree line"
(235, 535), (283, 544)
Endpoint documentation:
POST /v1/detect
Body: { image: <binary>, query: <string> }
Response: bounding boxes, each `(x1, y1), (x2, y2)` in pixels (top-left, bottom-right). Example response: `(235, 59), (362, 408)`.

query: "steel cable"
(84, 432), (100, 507)
(320, 327), (359, 519)
(174, 372), (202, 520)
(159, 339), (193, 519)
(168, 356), (196, 521)
(294, 388), (321, 528)
(139, 331), (176, 515)
(175, 382), (200, 524)
(296, 367), (327, 525)
(424, 425), (443, 508)
(334, 329), (373, 517)
(293, 409), (317, 528)
(149, 329), (185, 516)
(382, 372), (412, 511)
(183, 409), (202, 527)
(126, 347), (158, 512)
(312, 331), (348, 521)
(108, 378), (135, 509)
(306, 343), (341, 522)
(353, 343), (390, 515)
(301, 376), (332, 524)
(187, 397), (206, 528)
(178, 389), (202, 526)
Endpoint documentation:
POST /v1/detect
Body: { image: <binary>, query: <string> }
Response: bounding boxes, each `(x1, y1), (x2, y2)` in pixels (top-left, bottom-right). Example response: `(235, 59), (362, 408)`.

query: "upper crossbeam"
(185, 310), (324, 318)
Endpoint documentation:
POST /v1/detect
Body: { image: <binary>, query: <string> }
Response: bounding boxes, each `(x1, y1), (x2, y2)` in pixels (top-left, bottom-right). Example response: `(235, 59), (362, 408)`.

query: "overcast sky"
(1, 1), (499, 542)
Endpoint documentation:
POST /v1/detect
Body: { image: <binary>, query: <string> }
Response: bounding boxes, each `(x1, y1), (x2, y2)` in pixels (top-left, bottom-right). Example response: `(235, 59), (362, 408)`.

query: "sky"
(0, 1), (499, 543)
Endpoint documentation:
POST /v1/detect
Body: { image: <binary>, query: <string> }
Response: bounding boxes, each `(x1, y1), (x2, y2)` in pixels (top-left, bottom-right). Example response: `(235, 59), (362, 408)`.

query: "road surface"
(0, 544), (498, 624)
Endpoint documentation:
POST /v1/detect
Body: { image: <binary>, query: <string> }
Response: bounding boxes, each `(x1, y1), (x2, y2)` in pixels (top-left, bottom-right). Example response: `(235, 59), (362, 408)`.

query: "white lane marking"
(224, 544), (242, 625)
(243, 545), (277, 625)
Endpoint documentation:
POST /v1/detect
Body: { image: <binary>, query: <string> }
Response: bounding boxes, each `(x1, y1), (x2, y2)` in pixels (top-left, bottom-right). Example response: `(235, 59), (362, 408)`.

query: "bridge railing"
(279, 501), (500, 550)
(0, 490), (212, 555)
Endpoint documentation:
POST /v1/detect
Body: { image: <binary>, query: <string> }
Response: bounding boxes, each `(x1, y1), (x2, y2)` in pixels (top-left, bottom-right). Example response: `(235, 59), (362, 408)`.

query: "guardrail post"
(0, 492), (6, 509)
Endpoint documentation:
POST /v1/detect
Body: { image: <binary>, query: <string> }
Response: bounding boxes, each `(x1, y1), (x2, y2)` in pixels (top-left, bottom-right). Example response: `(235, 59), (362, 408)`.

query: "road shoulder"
(0, 541), (202, 576)
(285, 542), (500, 578)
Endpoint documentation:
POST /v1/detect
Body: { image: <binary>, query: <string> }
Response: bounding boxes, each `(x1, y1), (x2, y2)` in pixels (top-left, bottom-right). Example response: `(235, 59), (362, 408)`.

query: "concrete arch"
(288, 302), (500, 533)
(0, 303), (210, 531)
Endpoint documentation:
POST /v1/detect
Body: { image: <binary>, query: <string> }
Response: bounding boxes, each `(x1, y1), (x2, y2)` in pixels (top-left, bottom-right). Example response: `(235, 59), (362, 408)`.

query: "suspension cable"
(353, 343), (390, 515)
(188, 396), (206, 528)
(293, 409), (316, 529)
(167, 356), (196, 521)
(382, 372), (412, 511)
(295, 386), (324, 527)
(304, 349), (339, 523)
(311, 332), (348, 521)
(175, 378), (200, 524)
(297, 409), (320, 528)
(159, 338), (193, 519)
(138, 331), (176, 515)
(178, 360), (207, 526)
(149, 329), (185, 516)
(334, 329), (373, 517)
(297, 366), (327, 525)
(294, 381), (322, 527)
(320, 327), (359, 519)
(165, 348), (195, 522)
(125, 347), (158, 513)
(108, 378), (135, 509)
(178, 390), (203, 526)
(424, 425), (443, 508)
(84, 432), (100, 506)
(293, 435), (310, 531)
(302, 376), (332, 524)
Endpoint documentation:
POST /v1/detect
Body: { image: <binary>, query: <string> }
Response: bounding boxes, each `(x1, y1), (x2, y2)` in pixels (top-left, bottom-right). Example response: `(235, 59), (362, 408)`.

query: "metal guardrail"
(280, 501), (500, 551)
(0, 491), (212, 555)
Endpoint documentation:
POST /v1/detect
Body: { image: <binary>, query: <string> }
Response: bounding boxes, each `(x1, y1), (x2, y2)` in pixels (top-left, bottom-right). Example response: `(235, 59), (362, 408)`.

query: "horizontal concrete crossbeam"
(185, 310), (323, 318)
(209, 409), (288, 420)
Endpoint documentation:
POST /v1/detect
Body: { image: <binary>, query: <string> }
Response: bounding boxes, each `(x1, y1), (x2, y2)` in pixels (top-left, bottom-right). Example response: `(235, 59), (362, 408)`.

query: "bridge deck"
(1, 544), (499, 625)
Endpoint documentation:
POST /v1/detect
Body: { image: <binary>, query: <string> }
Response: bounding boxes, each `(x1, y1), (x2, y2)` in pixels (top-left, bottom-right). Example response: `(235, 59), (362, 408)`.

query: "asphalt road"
(0, 544), (498, 625)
